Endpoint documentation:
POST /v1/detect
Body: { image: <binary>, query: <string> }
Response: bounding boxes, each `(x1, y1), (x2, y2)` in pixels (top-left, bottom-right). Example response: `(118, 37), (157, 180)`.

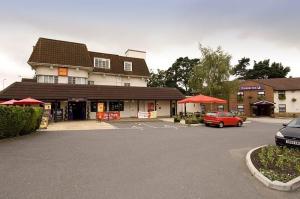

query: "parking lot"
(0, 120), (299, 199)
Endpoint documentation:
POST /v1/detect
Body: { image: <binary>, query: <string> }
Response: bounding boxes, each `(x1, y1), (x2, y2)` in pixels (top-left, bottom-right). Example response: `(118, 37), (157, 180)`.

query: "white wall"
(120, 100), (138, 117)
(125, 50), (146, 59)
(156, 100), (170, 117)
(36, 66), (89, 79)
(274, 91), (300, 113)
(88, 74), (147, 87)
(177, 103), (201, 114)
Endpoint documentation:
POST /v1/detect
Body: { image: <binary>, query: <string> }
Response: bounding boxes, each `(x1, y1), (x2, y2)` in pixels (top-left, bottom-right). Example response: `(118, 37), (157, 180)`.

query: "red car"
(204, 112), (243, 128)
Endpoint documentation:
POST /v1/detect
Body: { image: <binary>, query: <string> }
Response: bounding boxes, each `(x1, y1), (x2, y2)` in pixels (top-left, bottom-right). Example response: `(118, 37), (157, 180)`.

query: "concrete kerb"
(246, 145), (300, 191)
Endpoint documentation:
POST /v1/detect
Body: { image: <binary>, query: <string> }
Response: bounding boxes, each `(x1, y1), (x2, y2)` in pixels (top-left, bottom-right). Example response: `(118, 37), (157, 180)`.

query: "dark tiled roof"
(254, 78), (300, 91)
(28, 38), (150, 77)
(89, 52), (150, 77)
(0, 82), (184, 100)
(28, 38), (92, 67)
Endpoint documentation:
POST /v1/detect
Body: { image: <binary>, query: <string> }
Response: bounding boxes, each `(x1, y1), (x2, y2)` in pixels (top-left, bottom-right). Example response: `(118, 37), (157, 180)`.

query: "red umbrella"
(178, 94), (227, 104)
(14, 97), (44, 105)
(0, 99), (19, 105)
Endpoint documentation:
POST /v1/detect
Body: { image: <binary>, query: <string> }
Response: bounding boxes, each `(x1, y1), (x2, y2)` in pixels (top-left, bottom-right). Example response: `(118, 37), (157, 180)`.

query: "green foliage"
(257, 145), (300, 182)
(173, 115), (181, 123)
(232, 59), (290, 79)
(21, 107), (43, 135)
(0, 106), (43, 138)
(278, 94), (286, 100)
(188, 45), (233, 98)
(147, 57), (200, 95)
(184, 114), (203, 124)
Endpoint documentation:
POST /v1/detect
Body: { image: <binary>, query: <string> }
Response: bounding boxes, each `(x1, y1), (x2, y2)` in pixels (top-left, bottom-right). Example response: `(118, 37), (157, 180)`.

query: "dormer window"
(124, 61), (132, 71)
(94, 57), (110, 69)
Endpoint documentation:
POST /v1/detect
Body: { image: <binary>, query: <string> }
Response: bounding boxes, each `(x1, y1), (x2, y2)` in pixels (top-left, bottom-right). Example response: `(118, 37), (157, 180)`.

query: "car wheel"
(205, 123), (209, 127)
(237, 121), (243, 127)
(218, 122), (224, 128)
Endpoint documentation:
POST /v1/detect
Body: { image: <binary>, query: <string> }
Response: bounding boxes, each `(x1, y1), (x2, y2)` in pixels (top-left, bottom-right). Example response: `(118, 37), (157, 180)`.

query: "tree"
(189, 45), (232, 97)
(232, 58), (290, 79)
(165, 57), (200, 95)
(147, 69), (167, 87)
(232, 57), (250, 79)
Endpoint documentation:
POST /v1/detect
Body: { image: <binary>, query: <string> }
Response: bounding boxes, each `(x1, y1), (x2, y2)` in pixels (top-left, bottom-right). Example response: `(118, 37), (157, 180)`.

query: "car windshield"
(287, 118), (300, 128)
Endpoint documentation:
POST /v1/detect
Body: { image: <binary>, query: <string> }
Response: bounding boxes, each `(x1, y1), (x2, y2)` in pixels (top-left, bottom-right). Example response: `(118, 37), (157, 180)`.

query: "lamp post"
(2, 78), (6, 89)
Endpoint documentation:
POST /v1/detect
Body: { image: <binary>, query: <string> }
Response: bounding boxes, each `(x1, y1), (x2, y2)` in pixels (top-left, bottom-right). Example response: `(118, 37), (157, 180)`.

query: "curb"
(246, 145), (300, 191)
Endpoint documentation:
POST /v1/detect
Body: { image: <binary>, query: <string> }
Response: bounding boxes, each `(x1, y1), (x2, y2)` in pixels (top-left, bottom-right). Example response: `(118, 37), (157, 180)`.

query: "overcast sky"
(0, 0), (300, 89)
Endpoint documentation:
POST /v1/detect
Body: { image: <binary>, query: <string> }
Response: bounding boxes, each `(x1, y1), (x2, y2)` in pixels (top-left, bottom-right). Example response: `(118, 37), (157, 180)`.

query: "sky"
(0, 0), (300, 90)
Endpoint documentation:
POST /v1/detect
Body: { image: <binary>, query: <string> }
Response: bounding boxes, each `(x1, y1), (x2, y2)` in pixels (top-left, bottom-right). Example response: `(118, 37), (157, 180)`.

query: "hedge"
(0, 106), (43, 138)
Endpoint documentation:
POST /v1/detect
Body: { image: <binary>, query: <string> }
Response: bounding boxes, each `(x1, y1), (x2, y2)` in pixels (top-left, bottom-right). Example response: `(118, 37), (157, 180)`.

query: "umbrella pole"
(184, 103), (186, 116)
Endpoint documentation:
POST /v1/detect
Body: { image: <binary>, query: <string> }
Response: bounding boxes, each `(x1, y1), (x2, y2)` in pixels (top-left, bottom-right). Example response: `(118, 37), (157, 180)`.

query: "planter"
(246, 146), (300, 191)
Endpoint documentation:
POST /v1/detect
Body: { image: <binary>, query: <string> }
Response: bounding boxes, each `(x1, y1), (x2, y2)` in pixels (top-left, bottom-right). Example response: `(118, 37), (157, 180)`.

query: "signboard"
(96, 112), (120, 121)
(39, 116), (49, 129)
(240, 85), (264, 91)
(44, 103), (51, 110)
(58, 67), (68, 76)
(97, 103), (104, 112)
(54, 109), (63, 122)
(138, 111), (157, 119)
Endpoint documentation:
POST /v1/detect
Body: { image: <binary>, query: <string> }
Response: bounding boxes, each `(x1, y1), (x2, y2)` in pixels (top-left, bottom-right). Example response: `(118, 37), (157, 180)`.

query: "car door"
(218, 112), (227, 125)
(226, 112), (236, 125)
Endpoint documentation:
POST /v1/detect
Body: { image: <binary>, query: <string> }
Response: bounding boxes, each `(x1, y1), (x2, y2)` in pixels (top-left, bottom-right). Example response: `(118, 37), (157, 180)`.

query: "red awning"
(14, 97), (44, 105)
(178, 94), (227, 104)
(0, 99), (18, 105)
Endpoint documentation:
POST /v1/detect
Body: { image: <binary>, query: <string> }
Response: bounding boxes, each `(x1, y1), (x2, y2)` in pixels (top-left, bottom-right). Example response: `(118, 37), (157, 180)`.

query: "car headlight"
(276, 131), (284, 138)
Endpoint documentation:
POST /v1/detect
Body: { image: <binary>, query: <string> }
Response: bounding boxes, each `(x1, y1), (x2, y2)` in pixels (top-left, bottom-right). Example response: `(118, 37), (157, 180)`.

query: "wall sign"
(97, 103), (104, 112)
(240, 85), (264, 91)
(58, 67), (68, 76)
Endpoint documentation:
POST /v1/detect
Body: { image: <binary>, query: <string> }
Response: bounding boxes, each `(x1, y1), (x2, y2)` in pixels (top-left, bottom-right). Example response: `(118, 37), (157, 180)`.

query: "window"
(278, 91), (286, 100)
(279, 104), (286, 113)
(124, 61), (132, 71)
(94, 57), (110, 69)
(109, 101), (124, 111)
(237, 91), (244, 102)
(37, 75), (57, 84)
(225, 112), (233, 117)
(217, 105), (224, 111)
(90, 102), (97, 112)
(68, 77), (87, 85)
(124, 83), (130, 87)
(257, 91), (265, 100)
(88, 81), (94, 85)
(237, 105), (244, 113)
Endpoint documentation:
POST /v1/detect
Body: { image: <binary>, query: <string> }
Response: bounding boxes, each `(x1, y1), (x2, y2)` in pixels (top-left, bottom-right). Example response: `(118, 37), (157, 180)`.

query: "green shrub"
(257, 145), (300, 182)
(173, 115), (181, 123)
(0, 106), (43, 138)
(21, 107), (43, 135)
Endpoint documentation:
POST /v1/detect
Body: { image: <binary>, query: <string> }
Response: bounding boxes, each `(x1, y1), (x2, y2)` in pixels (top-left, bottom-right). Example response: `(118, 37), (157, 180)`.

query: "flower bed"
(251, 145), (300, 183)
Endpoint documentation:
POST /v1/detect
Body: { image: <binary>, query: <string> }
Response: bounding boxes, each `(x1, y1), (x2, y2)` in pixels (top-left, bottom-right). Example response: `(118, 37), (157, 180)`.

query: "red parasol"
(0, 99), (19, 105)
(178, 94), (227, 104)
(14, 97), (44, 105)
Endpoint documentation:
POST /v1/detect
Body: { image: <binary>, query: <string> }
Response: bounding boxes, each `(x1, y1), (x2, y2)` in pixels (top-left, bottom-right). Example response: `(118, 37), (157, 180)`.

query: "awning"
(252, 100), (275, 105)
(178, 94), (227, 104)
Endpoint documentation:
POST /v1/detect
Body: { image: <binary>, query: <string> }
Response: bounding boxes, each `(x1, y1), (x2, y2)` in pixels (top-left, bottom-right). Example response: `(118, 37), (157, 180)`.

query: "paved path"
(0, 121), (299, 199)
(45, 120), (116, 131)
(248, 117), (293, 124)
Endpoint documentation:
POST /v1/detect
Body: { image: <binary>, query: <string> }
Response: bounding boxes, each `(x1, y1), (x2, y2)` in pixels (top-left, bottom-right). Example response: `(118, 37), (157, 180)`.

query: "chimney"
(125, 49), (146, 59)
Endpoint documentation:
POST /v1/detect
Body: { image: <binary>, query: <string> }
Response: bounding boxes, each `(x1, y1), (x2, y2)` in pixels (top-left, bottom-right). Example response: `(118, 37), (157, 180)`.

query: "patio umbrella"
(14, 97), (44, 105)
(178, 94), (227, 104)
(0, 99), (19, 105)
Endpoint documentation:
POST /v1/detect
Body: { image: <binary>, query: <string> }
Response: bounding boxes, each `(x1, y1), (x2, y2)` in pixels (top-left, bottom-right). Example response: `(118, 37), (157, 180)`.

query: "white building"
(0, 38), (184, 120)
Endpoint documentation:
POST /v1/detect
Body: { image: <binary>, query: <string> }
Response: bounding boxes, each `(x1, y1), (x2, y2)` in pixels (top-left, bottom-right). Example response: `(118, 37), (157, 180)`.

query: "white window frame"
(124, 61), (132, 71)
(94, 57), (110, 69)
(278, 104), (286, 113)
(237, 105), (244, 113)
(75, 77), (87, 85)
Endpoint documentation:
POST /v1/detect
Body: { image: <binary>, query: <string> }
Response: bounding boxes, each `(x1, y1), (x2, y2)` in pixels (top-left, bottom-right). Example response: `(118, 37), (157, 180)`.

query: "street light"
(2, 78), (6, 89)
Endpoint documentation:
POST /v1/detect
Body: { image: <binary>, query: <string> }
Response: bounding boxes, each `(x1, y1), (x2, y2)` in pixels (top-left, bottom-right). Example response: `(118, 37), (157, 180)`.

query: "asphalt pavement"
(0, 121), (299, 199)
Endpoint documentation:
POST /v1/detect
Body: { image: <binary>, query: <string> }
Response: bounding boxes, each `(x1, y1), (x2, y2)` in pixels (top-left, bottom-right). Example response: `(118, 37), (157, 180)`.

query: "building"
(0, 38), (184, 120)
(229, 78), (300, 117)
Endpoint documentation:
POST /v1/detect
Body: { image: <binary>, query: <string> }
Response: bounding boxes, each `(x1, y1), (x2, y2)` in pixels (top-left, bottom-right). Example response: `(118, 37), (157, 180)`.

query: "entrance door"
(68, 101), (86, 120)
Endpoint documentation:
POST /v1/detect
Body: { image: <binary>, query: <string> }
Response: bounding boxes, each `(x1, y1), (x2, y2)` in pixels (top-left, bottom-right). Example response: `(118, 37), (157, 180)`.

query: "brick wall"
(229, 80), (274, 116)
